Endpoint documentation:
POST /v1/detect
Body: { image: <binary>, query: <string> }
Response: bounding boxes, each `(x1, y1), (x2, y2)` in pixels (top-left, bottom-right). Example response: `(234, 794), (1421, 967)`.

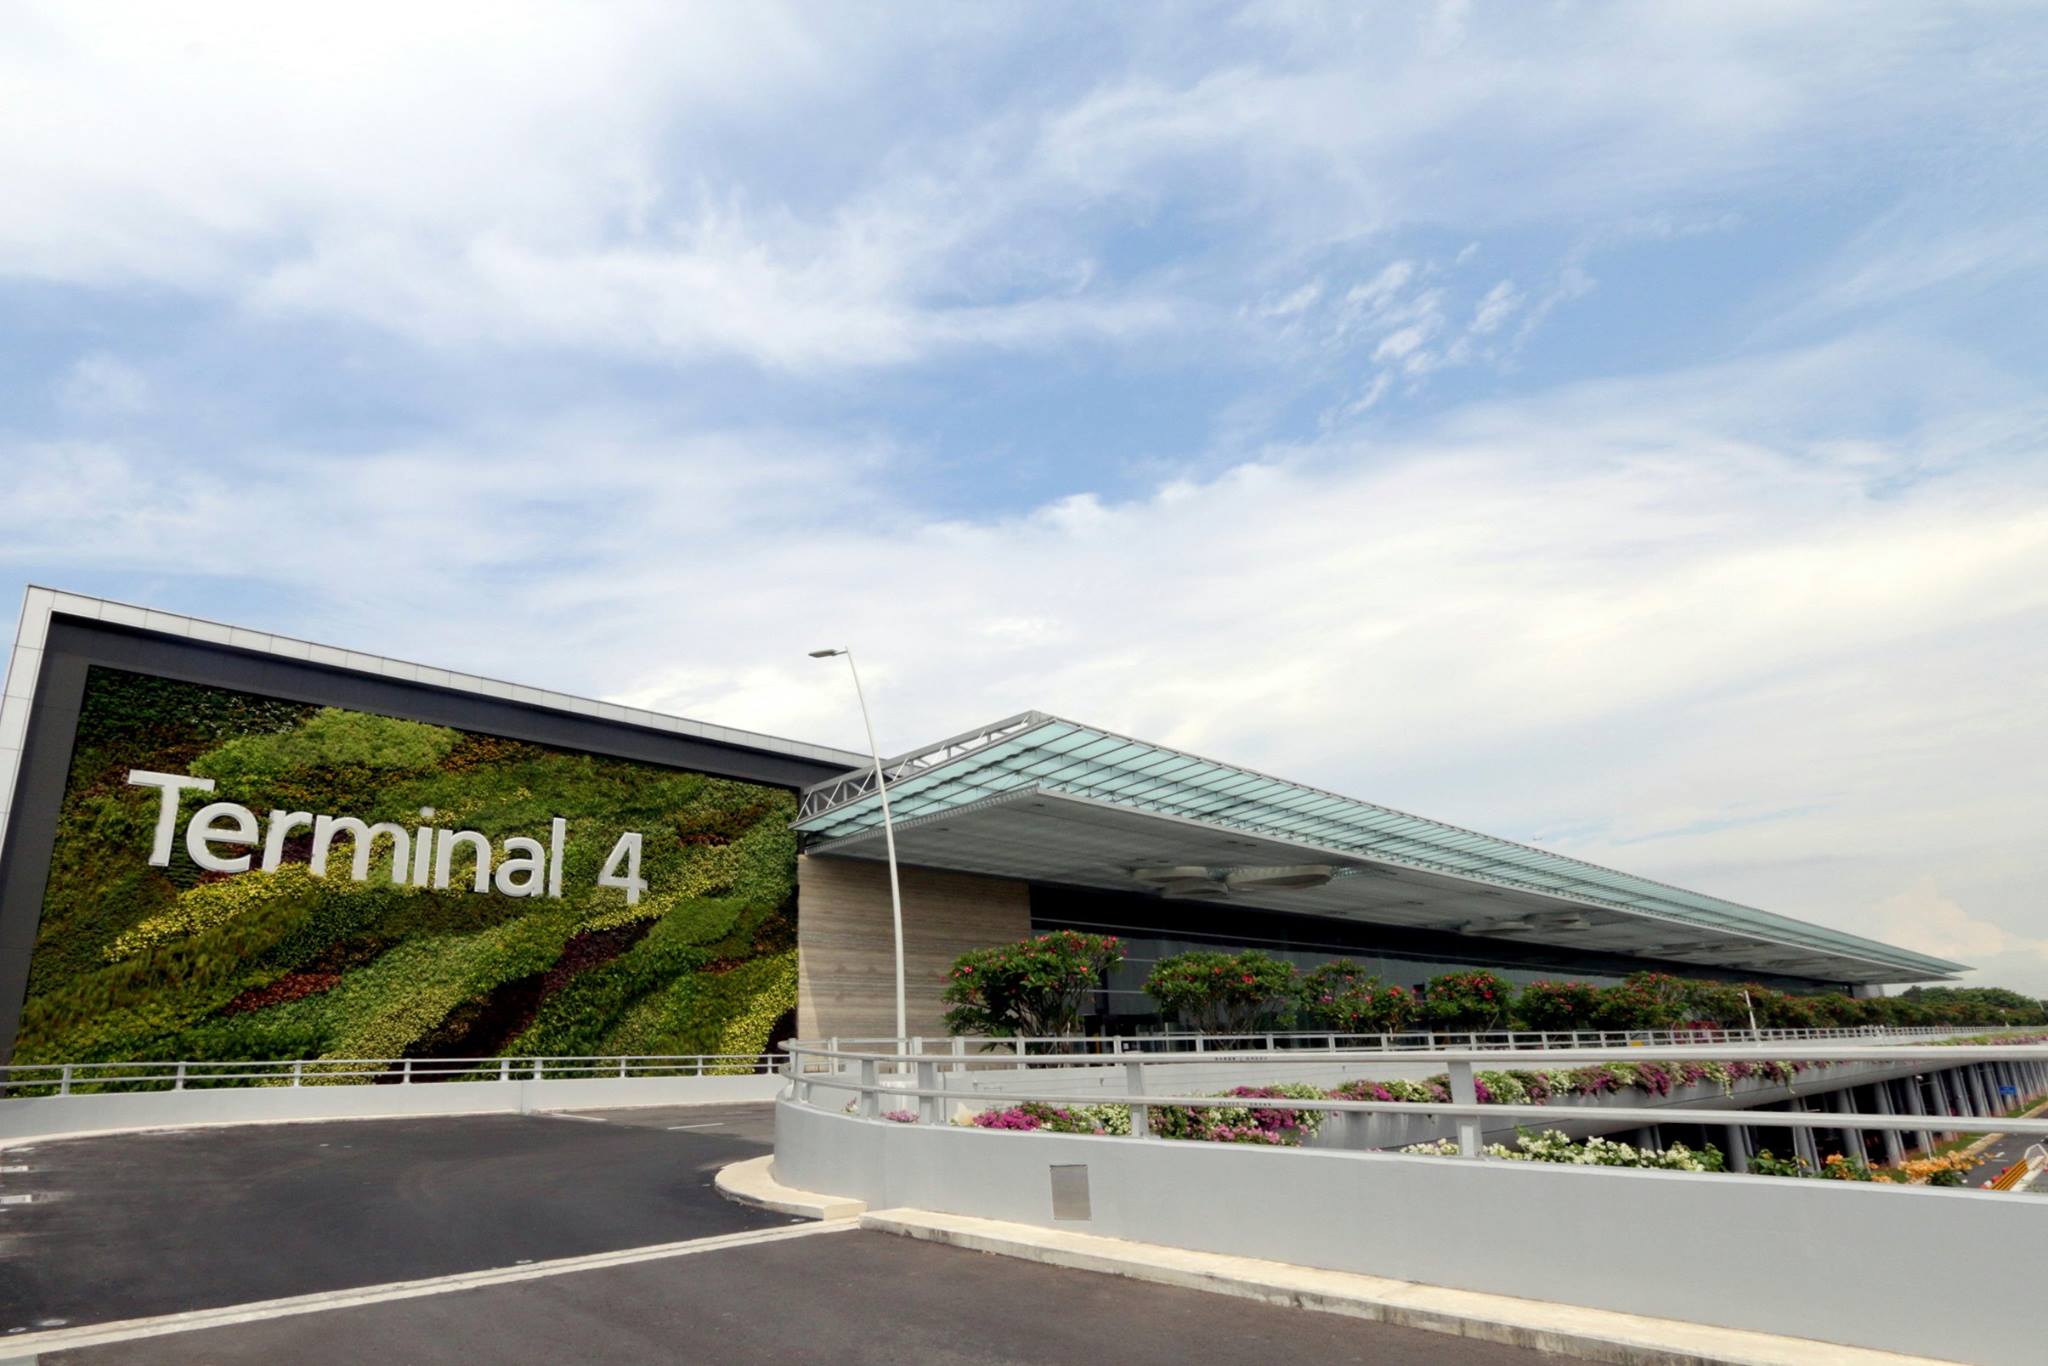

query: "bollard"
(1447, 1060), (1480, 1157)
(1125, 1060), (1150, 1140)
(859, 1058), (879, 1119)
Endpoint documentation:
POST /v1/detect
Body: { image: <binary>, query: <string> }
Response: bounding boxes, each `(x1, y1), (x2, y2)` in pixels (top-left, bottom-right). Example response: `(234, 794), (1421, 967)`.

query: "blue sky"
(4, 2), (2047, 989)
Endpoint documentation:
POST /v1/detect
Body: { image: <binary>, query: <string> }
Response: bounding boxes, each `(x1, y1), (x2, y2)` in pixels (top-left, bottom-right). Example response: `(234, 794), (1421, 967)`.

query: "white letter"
(311, 815), (411, 883)
(548, 817), (566, 898)
(127, 770), (216, 867)
(186, 802), (259, 874)
(261, 811), (313, 871)
(411, 808), (436, 885)
(598, 831), (646, 906)
(494, 836), (546, 897)
(434, 828), (493, 893)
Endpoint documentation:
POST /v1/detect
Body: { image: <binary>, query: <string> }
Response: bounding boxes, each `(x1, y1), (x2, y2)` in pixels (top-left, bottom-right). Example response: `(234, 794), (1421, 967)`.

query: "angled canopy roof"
(792, 712), (1965, 986)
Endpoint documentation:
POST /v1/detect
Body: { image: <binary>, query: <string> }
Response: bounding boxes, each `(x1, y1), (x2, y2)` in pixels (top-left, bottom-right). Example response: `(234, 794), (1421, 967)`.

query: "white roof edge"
(2, 585), (866, 782)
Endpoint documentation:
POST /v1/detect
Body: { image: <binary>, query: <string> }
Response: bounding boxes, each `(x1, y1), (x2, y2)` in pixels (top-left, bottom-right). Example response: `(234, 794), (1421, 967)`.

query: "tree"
(1513, 979), (1600, 1031)
(941, 931), (1124, 1038)
(1145, 950), (1299, 1032)
(1297, 960), (1414, 1033)
(1419, 970), (1514, 1031)
(1590, 972), (1688, 1030)
(1677, 978), (1751, 1030)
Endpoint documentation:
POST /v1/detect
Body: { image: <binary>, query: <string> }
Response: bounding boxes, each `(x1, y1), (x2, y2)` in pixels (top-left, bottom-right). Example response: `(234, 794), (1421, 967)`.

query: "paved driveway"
(1, 1104), (1554, 1365)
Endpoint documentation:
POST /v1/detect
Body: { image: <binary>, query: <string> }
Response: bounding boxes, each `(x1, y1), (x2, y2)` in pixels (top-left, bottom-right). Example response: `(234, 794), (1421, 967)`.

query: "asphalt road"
(1, 1104), (1557, 1365)
(0, 1102), (789, 1329)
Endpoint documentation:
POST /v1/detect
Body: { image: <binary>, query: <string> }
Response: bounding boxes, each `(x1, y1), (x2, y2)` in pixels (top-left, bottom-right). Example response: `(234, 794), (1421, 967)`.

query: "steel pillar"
(1870, 1081), (1906, 1166)
(1723, 1123), (1751, 1174)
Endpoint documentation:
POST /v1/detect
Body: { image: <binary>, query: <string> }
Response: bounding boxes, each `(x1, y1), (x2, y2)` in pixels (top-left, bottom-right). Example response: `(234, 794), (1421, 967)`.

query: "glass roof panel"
(792, 712), (1965, 979)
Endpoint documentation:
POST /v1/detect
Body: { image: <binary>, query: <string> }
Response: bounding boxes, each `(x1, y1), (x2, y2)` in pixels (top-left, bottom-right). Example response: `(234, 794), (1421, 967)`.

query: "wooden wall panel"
(796, 855), (1031, 1041)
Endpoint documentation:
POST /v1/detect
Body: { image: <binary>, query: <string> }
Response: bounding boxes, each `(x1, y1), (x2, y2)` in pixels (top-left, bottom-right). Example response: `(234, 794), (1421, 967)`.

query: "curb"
(858, 1209), (1958, 1366)
(714, 1155), (867, 1221)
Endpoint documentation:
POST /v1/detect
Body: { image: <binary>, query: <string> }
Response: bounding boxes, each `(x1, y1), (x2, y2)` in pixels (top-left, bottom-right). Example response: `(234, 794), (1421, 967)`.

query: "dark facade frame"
(0, 614), (850, 1063)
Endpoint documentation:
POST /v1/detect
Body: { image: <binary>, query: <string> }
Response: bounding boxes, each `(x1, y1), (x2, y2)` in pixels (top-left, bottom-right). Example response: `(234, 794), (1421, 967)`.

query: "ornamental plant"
(1144, 949), (1298, 1033)
(1676, 979), (1751, 1031)
(1512, 980), (1600, 1032)
(1589, 972), (1688, 1030)
(1418, 969), (1514, 1031)
(1148, 1083), (1329, 1144)
(941, 931), (1124, 1038)
(1296, 960), (1414, 1034)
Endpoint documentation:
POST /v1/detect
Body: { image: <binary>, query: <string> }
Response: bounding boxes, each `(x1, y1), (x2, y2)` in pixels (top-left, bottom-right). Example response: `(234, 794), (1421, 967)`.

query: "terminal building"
(0, 588), (1964, 1066)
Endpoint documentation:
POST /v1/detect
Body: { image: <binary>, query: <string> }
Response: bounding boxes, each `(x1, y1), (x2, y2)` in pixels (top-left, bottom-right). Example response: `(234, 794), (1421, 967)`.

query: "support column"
(1723, 1123), (1751, 1174)
(1965, 1065), (1993, 1118)
(1940, 1068), (1970, 1124)
(1870, 1080), (1906, 1166)
(1825, 1087), (1866, 1168)
(1901, 1075), (1935, 1156)
(1790, 1099), (1821, 1171)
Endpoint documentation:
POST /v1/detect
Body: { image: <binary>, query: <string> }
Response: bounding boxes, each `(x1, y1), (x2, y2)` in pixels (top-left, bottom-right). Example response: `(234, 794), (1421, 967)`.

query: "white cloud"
(6, 335), (2047, 987)
(4, 4), (2038, 373)
(1869, 882), (2048, 966)
(57, 354), (151, 415)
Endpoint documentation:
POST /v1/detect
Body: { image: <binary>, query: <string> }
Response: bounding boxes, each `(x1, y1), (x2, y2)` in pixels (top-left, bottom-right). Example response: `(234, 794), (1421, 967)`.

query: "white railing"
(781, 1036), (2048, 1162)
(0, 1052), (779, 1097)
(811, 1023), (1996, 1068)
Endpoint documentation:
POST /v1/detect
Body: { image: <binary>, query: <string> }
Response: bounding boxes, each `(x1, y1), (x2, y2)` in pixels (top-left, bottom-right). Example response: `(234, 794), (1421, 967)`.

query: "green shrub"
(1297, 960), (1413, 1033)
(1512, 979), (1600, 1031)
(1419, 970), (1513, 1031)
(942, 931), (1124, 1038)
(1145, 949), (1298, 1033)
(1590, 972), (1687, 1030)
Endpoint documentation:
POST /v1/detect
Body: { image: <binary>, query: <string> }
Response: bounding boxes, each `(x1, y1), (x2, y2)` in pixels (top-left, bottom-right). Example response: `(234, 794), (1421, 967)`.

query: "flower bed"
(1403, 1128), (1726, 1172)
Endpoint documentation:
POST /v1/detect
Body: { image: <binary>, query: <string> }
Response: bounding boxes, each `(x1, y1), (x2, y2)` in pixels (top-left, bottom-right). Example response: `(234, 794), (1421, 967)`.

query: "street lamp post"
(808, 647), (907, 1047)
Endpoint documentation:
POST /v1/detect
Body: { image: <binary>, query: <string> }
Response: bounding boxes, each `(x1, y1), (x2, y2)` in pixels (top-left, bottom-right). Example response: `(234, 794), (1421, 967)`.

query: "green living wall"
(13, 668), (799, 1069)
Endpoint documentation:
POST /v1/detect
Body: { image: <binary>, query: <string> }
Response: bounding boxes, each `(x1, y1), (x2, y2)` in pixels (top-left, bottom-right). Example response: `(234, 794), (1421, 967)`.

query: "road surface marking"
(0, 1219), (857, 1353)
(668, 1122), (726, 1130)
(539, 1112), (608, 1124)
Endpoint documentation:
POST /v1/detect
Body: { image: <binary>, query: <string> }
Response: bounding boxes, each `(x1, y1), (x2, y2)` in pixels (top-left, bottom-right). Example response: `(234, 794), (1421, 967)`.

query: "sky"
(3, 2), (2046, 991)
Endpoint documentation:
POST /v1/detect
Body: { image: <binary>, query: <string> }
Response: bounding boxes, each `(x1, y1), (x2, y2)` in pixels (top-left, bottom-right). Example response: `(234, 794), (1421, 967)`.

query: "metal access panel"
(1048, 1164), (1091, 1221)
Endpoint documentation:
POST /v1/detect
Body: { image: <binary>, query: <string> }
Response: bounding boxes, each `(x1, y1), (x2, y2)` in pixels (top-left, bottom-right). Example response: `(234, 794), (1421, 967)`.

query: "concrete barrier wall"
(776, 1097), (2036, 1365)
(0, 1074), (784, 1145)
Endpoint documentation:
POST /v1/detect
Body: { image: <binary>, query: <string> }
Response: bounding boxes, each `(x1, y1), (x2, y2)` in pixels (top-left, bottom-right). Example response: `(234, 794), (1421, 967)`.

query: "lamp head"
(807, 648), (845, 658)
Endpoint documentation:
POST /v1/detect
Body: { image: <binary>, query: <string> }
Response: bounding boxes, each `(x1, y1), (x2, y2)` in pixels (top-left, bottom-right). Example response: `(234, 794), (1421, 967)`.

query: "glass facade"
(1031, 884), (1841, 1032)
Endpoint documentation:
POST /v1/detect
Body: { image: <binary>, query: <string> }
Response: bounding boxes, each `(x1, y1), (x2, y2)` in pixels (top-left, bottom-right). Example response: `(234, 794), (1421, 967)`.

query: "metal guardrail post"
(916, 1060), (938, 1125)
(533, 1057), (544, 1081)
(619, 1057), (629, 1078)
(1126, 1060), (1149, 1140)
(291, 1061), (303, 1087)
(858, 1058), (879, 1119)
(173, 1062), (186, 1092)
(59, 1064), (72, 1096)
(1447, 1060), (1480, 1158)
(402, 1058), (413, 1084)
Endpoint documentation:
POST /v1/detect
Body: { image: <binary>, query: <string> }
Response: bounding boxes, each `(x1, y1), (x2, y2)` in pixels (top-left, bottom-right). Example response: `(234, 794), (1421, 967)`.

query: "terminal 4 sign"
(126, 770), (648, 904)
